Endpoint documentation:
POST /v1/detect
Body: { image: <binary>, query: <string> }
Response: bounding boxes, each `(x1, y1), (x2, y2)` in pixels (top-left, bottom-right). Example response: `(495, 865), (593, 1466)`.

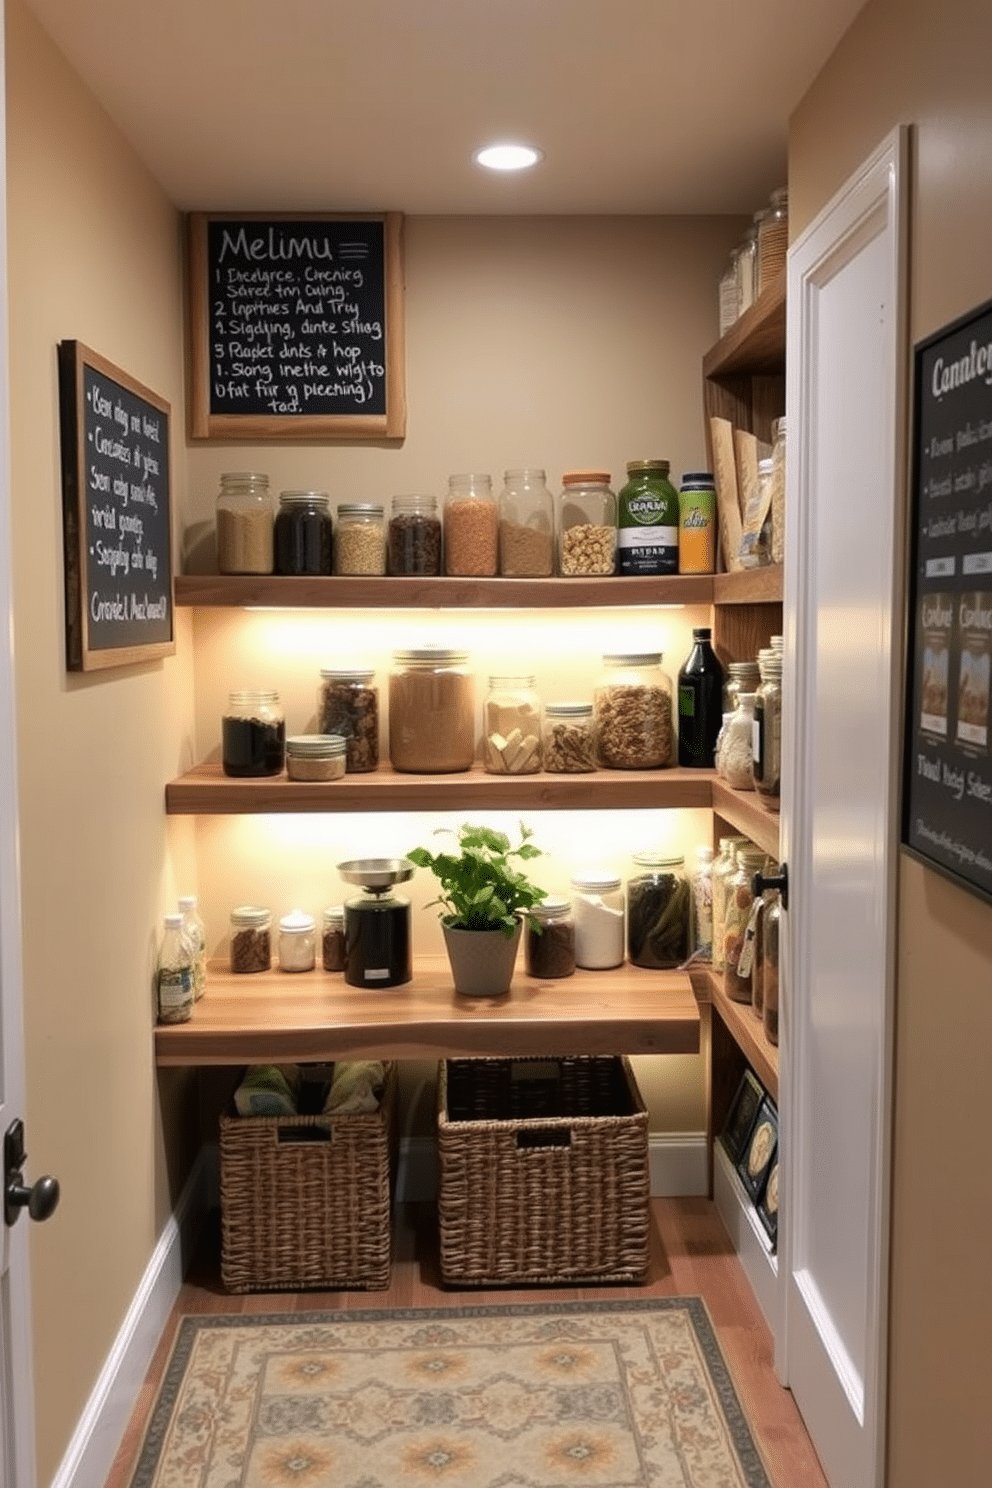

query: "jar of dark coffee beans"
(229, 905), (272, 974)
(388, 494), (442, 575)
(525, 897), (576, 978)
(221, 690), (285, 777)
(317, 667), (379, 772)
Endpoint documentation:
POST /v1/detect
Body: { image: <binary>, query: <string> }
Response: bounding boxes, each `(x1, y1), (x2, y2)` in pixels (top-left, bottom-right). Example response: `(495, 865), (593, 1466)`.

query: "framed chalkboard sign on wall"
(57, 341), (174, 672)
(902, 295), (992, 905)
(186, 212), (406, 440)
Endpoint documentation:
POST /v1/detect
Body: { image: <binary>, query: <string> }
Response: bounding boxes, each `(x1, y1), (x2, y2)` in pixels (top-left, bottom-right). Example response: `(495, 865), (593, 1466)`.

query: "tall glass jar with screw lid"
(593, 652), (674, 769)
(274, 490), (333, 575)
(483, 675), (541, 774)
(318, 666), (379, 772)
(542, 701), (596, 773)
(498, 469), (554, 576)
(752, 649), (783, 800)
(388, 494), (442, 575)
(626, 852), (691, 969)
(221, 690), (285, 777)
(335, 503), (386, 575)
(216, 472), (273, 574)
(444, 473), (498, 576)
(558, 471), (617, 576)
(617, 460), (680, 576)
(525, 897), (576, 979)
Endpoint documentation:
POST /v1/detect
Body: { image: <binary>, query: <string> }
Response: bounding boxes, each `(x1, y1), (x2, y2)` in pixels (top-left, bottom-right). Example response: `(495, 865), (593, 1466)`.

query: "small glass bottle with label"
(616, 460), (679, 576)
(157, 914), (194, 1024)
(723, 844), (767, 1002)
(177, 895), (207, 1000)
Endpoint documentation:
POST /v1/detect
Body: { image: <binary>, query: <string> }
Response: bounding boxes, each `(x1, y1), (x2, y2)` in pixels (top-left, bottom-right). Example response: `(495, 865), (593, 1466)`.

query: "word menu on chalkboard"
(903, 297), (992, 904)
(187, 212), (406, 440)
(58, 342), (174, 672)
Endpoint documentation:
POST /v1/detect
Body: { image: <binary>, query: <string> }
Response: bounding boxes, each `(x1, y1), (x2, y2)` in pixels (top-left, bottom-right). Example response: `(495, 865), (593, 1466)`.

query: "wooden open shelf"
(712, 564), (783, 606)
(703, 272), (786, 381)
(154, 956), (700, 1066)
(695, 967), (778, 1097)
(711, 779), (780, 860)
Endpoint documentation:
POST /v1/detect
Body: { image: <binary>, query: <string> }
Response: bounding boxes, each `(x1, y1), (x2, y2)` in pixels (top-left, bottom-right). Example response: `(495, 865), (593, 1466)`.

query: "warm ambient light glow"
(473, 143), (543, 172)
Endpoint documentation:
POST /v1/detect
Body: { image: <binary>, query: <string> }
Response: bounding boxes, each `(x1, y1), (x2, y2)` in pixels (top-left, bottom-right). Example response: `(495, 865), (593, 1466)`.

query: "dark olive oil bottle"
(677, 627), (724, 768)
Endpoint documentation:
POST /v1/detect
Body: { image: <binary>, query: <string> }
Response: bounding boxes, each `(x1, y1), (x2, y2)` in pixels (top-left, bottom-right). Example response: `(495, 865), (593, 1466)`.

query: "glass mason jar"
(285, 734), (346, 782)
(594, 652), (674, 769)
(387, 494), (442, 576)
(278, 910), (316, 972)
(752, 650), (783, 800)
(770, 415), (787, 566)
(444, 473), (498, 576)
(525, 896), (576, 979)
(335, 503), (386, 575)
(318, 666), (379, 773)
(763, 889), (782, 1046)
(626, 852), (691, 969)
(617, 459), (680, 576)
(388, 646), (475, 772)
(483, 674), (541, 774)
(558, 471), (617, 576)
(723, 844), (767, 1003)
(221, 690), (285, 777)
(723, 659), (761, 714)
(715, 692), (757, 789)
(710, 837), (738, 973)
(757, 187), (789, 296)
(498, 468), (554, 577)
(216, 472), (273, 574)
(542, 701), (596, 773)
(736, 222), (759, 316)
(157, 914), (194, 1024)
(322, 905), (347, 972)
(570, 870), (624, 969)
(718, 248), (741, 337)
(229, 905), (272, 974)
(274, 490), (333, 575)
(691, 845), (714, 961)
(678, 472), (717, 575)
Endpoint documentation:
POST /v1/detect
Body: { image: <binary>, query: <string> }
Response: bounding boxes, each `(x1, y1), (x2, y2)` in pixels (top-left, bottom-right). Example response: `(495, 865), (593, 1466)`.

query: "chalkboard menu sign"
(57, 342), (174, 672)
(186, 212), (406, 440)
(902, 297), (992, 904)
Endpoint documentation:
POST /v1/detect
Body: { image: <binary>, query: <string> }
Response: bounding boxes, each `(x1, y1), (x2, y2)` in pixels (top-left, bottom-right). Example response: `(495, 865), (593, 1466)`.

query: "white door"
(780, 128), (908, 1488)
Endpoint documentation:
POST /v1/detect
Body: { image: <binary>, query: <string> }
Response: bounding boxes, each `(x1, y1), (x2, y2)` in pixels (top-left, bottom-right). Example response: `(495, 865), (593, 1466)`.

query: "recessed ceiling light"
(473, 143), (543, 173)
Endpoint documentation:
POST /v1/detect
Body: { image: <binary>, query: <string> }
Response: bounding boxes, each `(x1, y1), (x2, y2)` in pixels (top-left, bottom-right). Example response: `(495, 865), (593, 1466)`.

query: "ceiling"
(23, 0), (866, 215)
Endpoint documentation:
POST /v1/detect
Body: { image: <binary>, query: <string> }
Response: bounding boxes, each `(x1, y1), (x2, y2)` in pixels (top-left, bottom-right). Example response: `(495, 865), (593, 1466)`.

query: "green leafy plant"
(408, 822), (545, 937)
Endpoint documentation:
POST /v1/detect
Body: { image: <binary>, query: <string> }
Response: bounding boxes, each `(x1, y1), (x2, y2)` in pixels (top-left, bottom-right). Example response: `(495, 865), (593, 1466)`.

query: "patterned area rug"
(130, 1300), (771, 1487)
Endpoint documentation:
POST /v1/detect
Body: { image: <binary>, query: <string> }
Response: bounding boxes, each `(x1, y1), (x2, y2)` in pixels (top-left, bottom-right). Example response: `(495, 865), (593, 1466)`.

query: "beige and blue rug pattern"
(131, 1300), (770, 1487)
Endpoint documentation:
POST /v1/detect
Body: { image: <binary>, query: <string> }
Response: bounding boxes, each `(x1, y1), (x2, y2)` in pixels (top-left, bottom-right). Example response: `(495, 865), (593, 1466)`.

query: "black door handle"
(4, 1119), (60, 1226)
(752, 861), (788, 911)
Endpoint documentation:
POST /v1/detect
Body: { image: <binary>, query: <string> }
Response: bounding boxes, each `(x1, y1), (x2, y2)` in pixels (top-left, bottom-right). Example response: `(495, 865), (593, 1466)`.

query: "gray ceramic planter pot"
(441, 919), (522, 998)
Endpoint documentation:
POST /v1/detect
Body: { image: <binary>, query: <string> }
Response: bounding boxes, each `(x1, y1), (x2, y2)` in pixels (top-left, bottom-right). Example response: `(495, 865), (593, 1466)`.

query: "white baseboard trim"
(51, 1151), (210, 1488)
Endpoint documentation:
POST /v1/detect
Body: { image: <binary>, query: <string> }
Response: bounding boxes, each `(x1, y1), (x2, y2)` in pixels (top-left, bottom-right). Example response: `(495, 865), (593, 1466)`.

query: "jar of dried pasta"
(483, 675), (541, 774)
(558, 471), (617, 576)
(593, 652), (674, 769)
(542, 702), (596, 773)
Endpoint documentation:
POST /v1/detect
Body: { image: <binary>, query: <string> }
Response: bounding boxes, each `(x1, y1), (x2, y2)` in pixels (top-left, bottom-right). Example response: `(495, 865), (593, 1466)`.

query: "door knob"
(752, 861), (788, 911)
(4, 1119), (60, 1226)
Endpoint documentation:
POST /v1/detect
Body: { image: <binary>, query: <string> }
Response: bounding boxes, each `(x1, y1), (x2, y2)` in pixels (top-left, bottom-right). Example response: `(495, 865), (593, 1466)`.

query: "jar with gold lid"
(558, 471), (616, 576)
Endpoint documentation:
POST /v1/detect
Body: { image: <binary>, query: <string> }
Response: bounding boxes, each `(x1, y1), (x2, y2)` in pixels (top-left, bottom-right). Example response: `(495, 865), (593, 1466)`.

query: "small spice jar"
(216, 472), (273, 574)
(387, 494), (442, 576)
(229, 905), (272, 974)
(570, 870), (624, 969)
(278, 910), (316, 973)
(483, 675), (541, 775)
(285, 734), (346, 782)
(715, 692), (757, 790)
(221, 690), (285, 777)
(388, 646), (475, 773)
(558, 471), (617, 576)
(525, 897), (576, 979)
(498, 469), (554, 577)
(322, 905), (347, 972)
(335, 503), (387, 575)
(626, 852), (691, 969)
(444, 473), (498, 576)
(274, 490), (333, 575)
(317, 666), (379, 772)
(593, 653), (674, 769)
(752, 649), (783, 800)
(617, 460), (679, 576)
(723, 845), (767, 1002)
(542, 701), (596, 773)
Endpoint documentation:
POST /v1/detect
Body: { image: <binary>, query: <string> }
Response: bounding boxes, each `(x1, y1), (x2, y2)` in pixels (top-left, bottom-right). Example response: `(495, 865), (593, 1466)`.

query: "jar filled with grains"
(542, 701), (596, 773)
(335, 503), (386, 575)
(285, 734), (346, 782)
(525, 897), (576, 979)
(274, 490), (333, 575)
(388, 646), (475, 772)
(498, 469), (554, 576)
(317, 666), (379, 772)
(388, 494), (442, 575)
(221, 690), (285, 777)
(757, 188), (788, 296)
(558, 471), (617, 576)
(322, 905), (347, 971)
(278, 910), (316, 973)
(593, 652), (674, 769)
(229, 905), (272, 974)
(483, 675), (541, 774)
(216, 472), (273, 574)
(444, 473), (498, 576)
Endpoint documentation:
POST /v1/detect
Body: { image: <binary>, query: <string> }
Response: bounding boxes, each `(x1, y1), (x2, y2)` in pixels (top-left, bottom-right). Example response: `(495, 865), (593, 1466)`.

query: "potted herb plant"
(408, 822), (545, 997)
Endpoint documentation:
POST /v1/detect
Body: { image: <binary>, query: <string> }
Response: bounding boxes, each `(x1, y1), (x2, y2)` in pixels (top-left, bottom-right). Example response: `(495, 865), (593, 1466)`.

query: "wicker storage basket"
(437, 1055), (650, 1286)
(220, 1061), (397, 1292)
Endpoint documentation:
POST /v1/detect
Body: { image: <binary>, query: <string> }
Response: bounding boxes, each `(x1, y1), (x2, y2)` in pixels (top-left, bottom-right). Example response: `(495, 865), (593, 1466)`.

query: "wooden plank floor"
(103, 1198), (828, 1488)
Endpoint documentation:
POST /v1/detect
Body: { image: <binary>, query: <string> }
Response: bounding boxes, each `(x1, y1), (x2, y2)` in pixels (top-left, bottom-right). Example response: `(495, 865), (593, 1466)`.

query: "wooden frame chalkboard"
(58, 342), (174, 672)
(901, 296), (992, 905)
(186, 211), (406, 441)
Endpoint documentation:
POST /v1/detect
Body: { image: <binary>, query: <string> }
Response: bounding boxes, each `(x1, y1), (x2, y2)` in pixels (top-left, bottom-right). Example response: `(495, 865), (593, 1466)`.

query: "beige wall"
(4, 1), (198, 1480)
(790, 2), (992, 1483)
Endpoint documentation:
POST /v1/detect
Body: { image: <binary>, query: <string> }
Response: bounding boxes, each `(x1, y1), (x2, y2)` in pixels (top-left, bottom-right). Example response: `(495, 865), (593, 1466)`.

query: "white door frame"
(780, 125), (908, 1487)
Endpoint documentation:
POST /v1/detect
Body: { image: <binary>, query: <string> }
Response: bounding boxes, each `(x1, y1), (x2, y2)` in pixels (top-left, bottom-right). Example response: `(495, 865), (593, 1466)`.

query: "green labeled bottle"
(617, 459), (679, 575)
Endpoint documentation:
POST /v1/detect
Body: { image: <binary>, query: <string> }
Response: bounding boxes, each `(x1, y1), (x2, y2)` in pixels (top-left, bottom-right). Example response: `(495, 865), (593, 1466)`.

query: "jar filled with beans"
(558, 471), (617, 576)
(444, 473), (498, 576)
(388, 494), (442, 575)
(335, 503), (386, 575)
(317, 666), (379, 772)
(593, 652), (674, 769)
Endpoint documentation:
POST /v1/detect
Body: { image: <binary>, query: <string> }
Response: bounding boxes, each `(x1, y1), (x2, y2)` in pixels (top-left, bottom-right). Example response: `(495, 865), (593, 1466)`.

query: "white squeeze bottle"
(178, 895), (208, 1000)
(157, 914), (194, 1025)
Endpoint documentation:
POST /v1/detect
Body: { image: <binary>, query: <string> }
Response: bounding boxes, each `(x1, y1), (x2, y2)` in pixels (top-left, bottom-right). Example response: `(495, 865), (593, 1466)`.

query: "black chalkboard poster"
(902, 297), (992, 905)
(186, 212), (406, 440)
(57, 342), (174, 671)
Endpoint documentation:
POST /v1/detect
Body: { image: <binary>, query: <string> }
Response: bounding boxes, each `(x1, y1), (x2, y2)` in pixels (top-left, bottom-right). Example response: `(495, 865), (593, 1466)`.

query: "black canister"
(343, 892), (411, 988)
(274, 490), (333, 575)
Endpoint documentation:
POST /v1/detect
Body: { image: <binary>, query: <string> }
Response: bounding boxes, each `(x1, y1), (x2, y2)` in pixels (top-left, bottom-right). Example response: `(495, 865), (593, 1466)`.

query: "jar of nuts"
(335, 503), (387, 575)
(557, 471), (617, 576)
(593, 652), (674, 769)
(542, 701), (596, 773)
